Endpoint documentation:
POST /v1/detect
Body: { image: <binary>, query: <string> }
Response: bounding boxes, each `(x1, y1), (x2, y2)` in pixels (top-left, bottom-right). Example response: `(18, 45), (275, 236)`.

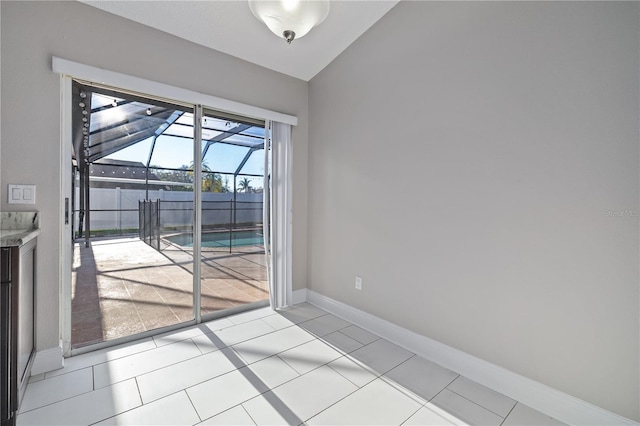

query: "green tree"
(238, 177), (252, 193)
(202, 172), (228, 192)
(152, 164), (192, 191)
(189, 161), (229, 193)
(154, 162), (229, 192)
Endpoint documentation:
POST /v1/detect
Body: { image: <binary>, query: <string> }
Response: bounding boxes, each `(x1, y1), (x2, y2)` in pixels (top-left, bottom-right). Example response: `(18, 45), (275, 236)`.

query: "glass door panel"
(199, 110), (269, 318)
(70, 81), (273, 350)
(70, 81), (196, 349)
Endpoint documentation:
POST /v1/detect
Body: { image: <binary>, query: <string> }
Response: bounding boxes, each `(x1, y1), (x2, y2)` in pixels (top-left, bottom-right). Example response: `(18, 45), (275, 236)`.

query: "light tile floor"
(19, 303), (567, 426)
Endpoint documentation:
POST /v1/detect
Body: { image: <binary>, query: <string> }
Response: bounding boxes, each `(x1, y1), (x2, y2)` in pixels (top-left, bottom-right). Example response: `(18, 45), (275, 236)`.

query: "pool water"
(165, 231), (264, 248)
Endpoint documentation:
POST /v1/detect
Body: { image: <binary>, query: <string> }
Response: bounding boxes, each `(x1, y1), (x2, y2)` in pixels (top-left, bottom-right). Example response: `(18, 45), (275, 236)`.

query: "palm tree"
(237, 177), (252, 193)
(188, 161), (222, 192)
(188, 160), (211, 174)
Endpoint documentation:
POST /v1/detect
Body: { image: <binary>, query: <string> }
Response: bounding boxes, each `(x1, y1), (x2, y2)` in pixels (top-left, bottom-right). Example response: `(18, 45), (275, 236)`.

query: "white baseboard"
(30, 342), (64, 376)
(304, 289), (637, 426)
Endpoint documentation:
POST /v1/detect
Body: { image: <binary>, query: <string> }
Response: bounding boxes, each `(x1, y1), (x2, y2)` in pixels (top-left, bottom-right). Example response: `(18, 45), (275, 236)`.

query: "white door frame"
(56, 59), (297, 355)
(60, 76), (73, 356)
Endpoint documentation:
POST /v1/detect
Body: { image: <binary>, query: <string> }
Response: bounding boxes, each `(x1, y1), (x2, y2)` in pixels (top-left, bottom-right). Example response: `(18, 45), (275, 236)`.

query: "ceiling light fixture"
(248, 0), (330, 44)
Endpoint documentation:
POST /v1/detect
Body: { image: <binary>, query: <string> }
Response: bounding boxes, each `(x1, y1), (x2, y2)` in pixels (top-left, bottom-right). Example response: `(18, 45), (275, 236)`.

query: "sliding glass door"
(198, 110), (269, 319)
(71, 82), (197, 349)
(70, 80), (270, 350)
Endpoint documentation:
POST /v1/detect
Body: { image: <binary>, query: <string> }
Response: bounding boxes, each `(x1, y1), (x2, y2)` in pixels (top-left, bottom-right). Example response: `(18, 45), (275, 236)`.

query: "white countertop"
(0, 228), (41, 247)
(1, 212), (40, 247)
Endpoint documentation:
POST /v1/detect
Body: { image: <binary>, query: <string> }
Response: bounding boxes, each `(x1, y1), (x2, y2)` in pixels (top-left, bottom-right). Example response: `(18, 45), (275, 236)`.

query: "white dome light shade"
(249, 0), (330, 44)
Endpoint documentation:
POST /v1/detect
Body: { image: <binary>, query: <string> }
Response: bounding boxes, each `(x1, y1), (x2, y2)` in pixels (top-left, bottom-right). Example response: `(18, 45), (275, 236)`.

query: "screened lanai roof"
(72, 81), (266, 178)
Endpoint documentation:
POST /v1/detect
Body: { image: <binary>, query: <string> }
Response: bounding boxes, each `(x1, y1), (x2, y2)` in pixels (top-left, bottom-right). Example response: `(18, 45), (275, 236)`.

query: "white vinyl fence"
(74, 187), (263, 234)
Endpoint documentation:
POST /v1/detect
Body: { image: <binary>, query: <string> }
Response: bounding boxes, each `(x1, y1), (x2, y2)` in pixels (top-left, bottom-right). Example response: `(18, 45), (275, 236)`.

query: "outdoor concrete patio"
(71, 237), (268, 348)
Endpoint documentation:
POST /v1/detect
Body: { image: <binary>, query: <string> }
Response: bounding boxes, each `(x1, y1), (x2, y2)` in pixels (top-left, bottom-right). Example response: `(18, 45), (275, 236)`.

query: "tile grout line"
(92, 340), (205, 391)
(133, 324), (322, 407)
(139, 350), (253, 405)
(436, 385), (509, 422)
(183, 389), (203, 424)
(32, 316), (361, 421)
(425, 374), (461, 404)
(81, 376), (151, 424)
(18, 376), (131, 417)
(289, 336), (425, 424)
(23, 309), (351, 417)
(24, 303), (566, 425)
(301, 376), (370, 424)
(19, 367), (96, 414)
(444, 376), (515, 420)
(399, 404), (427, 426)
(302, 368), (412, 425)
(335, 327), (381, 346)
(184, 338), (308, 423)
(171, 319), (355, 418)
(240, 403), (259, 426)
(500, 401), (519, 426)
(94, 314), (287, 388)
(53, 339), (160, 378)
(310, 329), (390, 387)
(324, 355), (373, 388)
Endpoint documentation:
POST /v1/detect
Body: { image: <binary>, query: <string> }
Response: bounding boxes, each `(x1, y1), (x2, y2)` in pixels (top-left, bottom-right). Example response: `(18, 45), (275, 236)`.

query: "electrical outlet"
(355, 276), (362, 290)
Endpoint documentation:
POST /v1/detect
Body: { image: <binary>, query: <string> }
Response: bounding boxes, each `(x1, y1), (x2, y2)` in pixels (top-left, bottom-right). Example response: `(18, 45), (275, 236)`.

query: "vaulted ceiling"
(81, 1), (399, 81)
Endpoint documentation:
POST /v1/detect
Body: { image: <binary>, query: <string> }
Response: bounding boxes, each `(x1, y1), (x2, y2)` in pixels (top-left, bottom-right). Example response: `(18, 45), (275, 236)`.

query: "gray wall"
(1, 1), (308, 352)
(308, 1), (639, 421)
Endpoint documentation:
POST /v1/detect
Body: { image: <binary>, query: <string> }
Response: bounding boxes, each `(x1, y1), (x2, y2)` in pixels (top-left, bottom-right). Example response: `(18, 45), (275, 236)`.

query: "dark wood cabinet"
(1, 239), (35, 426)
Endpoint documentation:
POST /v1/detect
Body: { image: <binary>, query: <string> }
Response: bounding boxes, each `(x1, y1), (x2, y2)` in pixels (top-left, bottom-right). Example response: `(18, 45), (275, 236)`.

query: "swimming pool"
(165, 230), (264, 248)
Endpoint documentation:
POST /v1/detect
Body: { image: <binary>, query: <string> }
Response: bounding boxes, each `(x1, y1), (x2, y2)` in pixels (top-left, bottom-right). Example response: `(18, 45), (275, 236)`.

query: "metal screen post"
(85, 163), (91, 247)
(71, 166), (76, 241)
(228, 199), (233, 254)
(115, 187), (121, 235)
(233, 176), (237, 228)
(138, 200), (144, 241)
(156, 199), (161, 250)
(78, 168), (84, 239)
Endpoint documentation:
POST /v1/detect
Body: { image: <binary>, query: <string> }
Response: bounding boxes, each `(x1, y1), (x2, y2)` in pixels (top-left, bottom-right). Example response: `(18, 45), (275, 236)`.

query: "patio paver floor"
(71, 237), (269, 348)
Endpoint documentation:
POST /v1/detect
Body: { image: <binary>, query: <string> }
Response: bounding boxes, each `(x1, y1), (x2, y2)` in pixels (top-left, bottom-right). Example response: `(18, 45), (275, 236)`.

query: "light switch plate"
(8, 184), (36, 204)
